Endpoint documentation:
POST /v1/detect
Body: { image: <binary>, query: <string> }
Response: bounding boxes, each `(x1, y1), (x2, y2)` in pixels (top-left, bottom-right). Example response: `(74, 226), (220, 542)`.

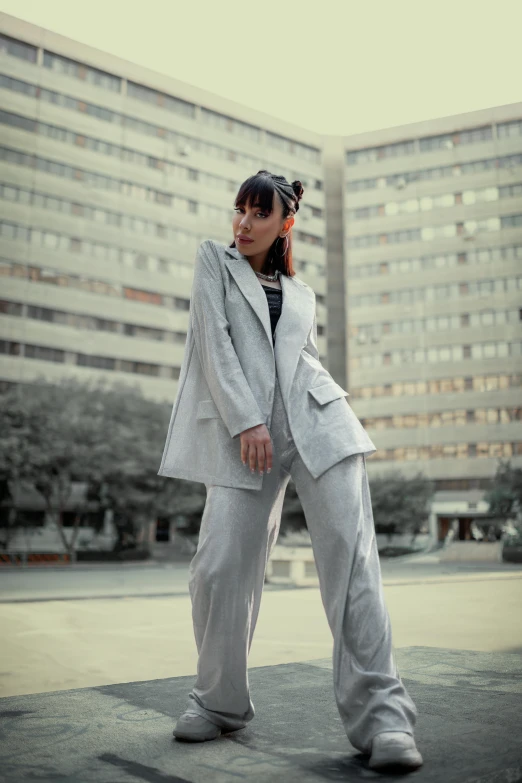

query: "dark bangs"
(234, 175), (276, 214)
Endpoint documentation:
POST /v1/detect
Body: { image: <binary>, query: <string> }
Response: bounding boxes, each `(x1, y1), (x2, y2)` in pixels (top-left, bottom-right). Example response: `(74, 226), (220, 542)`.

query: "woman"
(159, 170), (423, 772)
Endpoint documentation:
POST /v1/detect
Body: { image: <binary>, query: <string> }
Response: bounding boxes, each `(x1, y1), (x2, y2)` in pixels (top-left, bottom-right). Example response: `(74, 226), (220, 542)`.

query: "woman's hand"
(240, 423), (273, 475)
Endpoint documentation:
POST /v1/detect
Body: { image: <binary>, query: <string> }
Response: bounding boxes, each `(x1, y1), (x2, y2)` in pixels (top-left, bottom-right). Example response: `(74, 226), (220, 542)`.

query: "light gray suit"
(159, 238), (418, 754)
(157, 239), (376, 490)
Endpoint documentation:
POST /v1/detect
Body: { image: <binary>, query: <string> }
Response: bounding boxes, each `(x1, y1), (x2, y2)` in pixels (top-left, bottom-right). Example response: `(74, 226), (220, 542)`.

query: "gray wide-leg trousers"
(186, 372), (418, 754)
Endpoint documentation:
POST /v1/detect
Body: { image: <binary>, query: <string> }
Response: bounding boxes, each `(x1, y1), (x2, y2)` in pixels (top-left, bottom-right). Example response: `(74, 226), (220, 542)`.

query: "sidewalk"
(0, 646), (520, 781)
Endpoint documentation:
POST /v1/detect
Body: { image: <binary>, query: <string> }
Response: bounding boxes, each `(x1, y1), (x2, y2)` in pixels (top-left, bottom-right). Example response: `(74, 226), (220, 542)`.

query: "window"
(0, 33), (37, 62)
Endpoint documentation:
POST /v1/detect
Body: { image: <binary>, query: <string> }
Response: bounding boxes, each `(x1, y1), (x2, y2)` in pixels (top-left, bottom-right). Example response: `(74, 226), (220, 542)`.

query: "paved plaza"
(0, 646), (521, 782)
(0, 559), (521, 780)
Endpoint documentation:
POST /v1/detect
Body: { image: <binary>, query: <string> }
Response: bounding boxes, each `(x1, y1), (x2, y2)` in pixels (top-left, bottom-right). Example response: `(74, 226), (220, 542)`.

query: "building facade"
(341, 106), (522, 490)
(0, 14), (327, 407)
(1, 13), (521, 507)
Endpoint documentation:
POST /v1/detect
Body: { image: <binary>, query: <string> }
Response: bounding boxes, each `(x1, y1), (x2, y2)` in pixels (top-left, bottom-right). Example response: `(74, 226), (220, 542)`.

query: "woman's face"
(232, 191), (294, 259)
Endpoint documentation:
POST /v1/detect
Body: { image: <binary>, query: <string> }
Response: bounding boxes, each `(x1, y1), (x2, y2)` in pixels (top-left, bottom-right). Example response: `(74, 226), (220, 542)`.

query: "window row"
(347, 215), (522, 248)
(346, 183), (522, 220)
(0, 74), (322, 191)
(349, 274), (522, 308)
(0, 36), (320, 162)
(0, 218), (191, 275)
(198, 109), (320, 161)
(370, 441), (521, 461)
(349, 244), (522, 279)
(352, 308), (520, 343)
(264, 130), (320, 164)
(126, 80), (195, 119)
(1, 182), (200, 252)
(418, 127), (493, 151)
(351, 341), (521, 370)
(3, 32), (519, 168)
(0, 299), (187, 343)
(0, 146), (324, 248)
(345, 122), (520, 166)
(350, 373), (521, 400)
(0, 108), (244, 199)
(43, 50), (122, 93)
(498, 119), (522, 138)
(0, 32), (37, 62)
(0, 259), (187, 307)
(0, 338), (180, 379)
(346, 153), (522, 193)
(1, 107), (323, 225)
(346, 140), (416, 165)
(0, 263), (328, 336)
(0, 214), (324, 282)
(362, 406), (522, 430)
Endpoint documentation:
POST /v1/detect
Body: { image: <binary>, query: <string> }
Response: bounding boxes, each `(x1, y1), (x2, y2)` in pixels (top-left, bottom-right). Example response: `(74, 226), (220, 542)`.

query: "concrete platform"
(0, 646), (520, 782)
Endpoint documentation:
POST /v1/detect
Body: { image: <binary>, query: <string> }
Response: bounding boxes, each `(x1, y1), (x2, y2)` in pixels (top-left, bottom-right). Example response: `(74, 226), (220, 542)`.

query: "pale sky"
(1, 0), (521, 136)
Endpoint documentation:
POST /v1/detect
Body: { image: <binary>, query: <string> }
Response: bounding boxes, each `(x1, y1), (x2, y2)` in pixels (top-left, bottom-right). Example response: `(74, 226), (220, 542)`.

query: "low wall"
(266, 545), (318, 586)
(439, 541), (502, 563)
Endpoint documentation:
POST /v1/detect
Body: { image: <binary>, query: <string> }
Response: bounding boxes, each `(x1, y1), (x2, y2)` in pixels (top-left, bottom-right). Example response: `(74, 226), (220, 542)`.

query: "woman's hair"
(229, 170), (304, 277)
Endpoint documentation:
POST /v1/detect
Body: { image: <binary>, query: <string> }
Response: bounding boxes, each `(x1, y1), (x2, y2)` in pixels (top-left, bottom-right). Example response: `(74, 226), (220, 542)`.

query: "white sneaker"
(173, 711), (222, 742)
(369, 731), (423, 771)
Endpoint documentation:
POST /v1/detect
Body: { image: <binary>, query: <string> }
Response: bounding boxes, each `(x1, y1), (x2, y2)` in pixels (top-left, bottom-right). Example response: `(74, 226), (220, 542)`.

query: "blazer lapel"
(224, 246), (274, 348)
(223, 244), (316, 401)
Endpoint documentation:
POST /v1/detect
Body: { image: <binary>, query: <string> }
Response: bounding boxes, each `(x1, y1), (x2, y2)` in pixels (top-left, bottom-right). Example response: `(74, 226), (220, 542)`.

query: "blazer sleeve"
(190, 239), (266, 439)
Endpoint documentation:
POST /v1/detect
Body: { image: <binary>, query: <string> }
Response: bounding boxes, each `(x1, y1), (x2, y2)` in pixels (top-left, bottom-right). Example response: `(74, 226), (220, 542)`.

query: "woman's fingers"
(243, 441), (272, 474)
(240, 426), (273, 474)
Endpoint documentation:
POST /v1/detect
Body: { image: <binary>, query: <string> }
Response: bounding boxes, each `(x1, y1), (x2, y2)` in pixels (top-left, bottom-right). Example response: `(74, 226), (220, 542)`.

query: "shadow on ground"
(0, 647), (521, 782)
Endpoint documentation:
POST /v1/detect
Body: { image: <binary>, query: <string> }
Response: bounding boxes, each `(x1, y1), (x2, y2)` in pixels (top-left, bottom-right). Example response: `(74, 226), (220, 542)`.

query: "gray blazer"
(157, 239), (376, 490)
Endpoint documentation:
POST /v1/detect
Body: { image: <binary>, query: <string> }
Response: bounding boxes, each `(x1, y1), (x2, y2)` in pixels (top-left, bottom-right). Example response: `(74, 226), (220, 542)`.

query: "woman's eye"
(234, 208), (267, 218)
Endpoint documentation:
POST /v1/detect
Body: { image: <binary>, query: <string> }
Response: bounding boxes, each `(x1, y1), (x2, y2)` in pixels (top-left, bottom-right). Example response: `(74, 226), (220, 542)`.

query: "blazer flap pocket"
(196, 398), (220, 420)
(308, 381), (349, 406)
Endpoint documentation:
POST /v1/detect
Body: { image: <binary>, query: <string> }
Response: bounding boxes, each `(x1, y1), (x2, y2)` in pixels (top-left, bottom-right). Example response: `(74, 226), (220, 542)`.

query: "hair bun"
(292, 180), (304, 202)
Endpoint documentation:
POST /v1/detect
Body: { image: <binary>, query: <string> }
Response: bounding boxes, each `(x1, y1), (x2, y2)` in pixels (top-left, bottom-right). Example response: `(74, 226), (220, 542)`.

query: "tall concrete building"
(1, 14), (521, 539)
(338, 107), (522, 506)
(0, 14), (327, 406)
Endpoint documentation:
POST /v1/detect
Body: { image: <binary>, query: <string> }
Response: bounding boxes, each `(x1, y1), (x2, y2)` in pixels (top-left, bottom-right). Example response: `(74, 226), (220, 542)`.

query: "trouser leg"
(186, 375), (292, 731)
(290, 450), (418, 754)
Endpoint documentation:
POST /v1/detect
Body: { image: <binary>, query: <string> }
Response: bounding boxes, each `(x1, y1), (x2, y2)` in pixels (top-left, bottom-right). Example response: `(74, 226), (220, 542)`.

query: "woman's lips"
(237, 236), (253, 243)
